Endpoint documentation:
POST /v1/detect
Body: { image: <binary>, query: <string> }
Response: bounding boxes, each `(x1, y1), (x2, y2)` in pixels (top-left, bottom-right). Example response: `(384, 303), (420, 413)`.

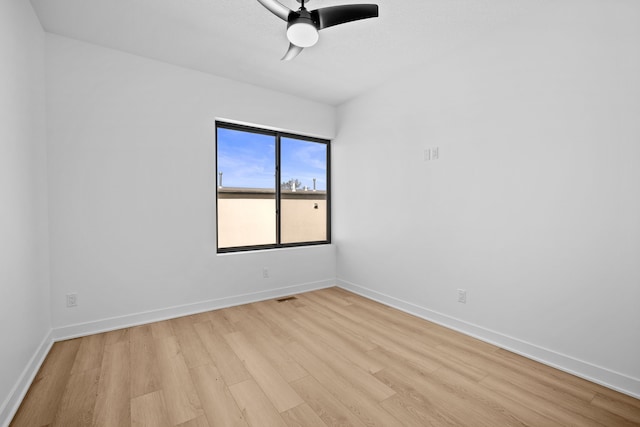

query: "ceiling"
(30, 0), (545, 106)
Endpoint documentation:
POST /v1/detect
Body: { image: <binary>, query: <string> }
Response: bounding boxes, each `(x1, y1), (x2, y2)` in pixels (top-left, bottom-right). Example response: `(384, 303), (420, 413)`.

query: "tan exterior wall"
(281, 199), (327, 244)
(217, 198), (276, 248)
(217, 196), (327, 248)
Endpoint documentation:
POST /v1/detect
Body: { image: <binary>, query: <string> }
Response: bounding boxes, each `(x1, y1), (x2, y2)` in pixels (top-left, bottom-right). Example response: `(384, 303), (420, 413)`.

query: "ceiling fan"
(256, 0), (379, 60)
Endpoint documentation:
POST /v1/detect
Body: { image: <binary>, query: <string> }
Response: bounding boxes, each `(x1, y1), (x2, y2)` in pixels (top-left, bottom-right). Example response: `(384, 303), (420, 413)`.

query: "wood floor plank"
(494, 347), (606, 396)
(243, 302), (298, 346)
(10, 339), (81, 427)
(372, 358), (464, 427)
(363, 324), (444, 373)
(51, 367), (101, 427)
(149, 319), (175, 340)
(93, 340), (131, 426)
(478, 359), (639, 427)
(177, 415), (211, 427)
(254, 300), (308, 346)
(263, 298), (395, 403)
(594, 385), (640, 410)
(592, 392), (640, 424)
(291, 308), (384, 373)
(307, 288), (352, 307)
(228, 380), (288, 427)
(71, 332), (107, 374)
(281, 403), (328, 427)
(436, 341), (623, 424)
(295, 293), (446, 376)
(208, 308), (238, 336)
(170, 316), (213, 368)
(155, 336), (204, 425)
(222, 304), (252, 324)
(420, 321), (498, 354)
(129, 324), (162, 398)
(325, 286), (362, 302)
(380, 395), (452, 427)
(289, 375), (368, 427)
(326, 301), (488, 382)
(233, 308), (308, 383)
(193, 321), (252, 386)
(36, 338), (82, 380)
(190, 363), (248, 427)
(300, 303), (378, 352)
(294, 293), (345, 321)
(479, 374), (603, 426)
(366, 345), (437, 377)
(433, 366), (565, 426)
(375, 364), (549, 427)
(286, 341), (401, 427)
(295, 296), (380, 356)
(104, 327), (130, 346)
(285, 323), (396, 403)
(316, 291), (436, 339)
(492, 348), (640, 426)
(224, 331), (304, 413)
(235, 322), (309, 383)
(348, 302), (442, 343)
(332, 291), (438, 335)
(11, 382), (52, 427)
(187, 311), (214, 325)
(131, 390), (171, 427)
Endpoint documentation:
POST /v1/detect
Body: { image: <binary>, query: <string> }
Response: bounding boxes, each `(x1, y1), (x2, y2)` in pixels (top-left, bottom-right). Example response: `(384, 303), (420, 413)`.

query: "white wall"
(45, 35), (336, 335)
(0, 0), (51, 422)
(335, 1), (640, 396)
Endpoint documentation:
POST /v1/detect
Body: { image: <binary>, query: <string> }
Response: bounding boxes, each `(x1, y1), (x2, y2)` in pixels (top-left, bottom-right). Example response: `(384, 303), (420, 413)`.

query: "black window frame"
(215, 121), (331, 253)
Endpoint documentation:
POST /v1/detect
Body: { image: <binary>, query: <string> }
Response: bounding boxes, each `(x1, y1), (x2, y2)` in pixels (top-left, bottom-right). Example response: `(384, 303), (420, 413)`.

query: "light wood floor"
(11, 287), (640, 426)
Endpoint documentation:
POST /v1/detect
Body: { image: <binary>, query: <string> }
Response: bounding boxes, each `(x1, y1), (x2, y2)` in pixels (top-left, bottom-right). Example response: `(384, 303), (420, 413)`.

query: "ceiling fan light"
(286, 22), (319, 47)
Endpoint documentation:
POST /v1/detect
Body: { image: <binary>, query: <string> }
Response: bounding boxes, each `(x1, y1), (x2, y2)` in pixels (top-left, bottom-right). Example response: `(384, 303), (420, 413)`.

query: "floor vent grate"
(276, 296), (297, 303)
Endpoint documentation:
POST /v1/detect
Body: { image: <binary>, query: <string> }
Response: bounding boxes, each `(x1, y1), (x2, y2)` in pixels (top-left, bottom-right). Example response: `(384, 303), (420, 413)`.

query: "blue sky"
(217, 128), (327, 190)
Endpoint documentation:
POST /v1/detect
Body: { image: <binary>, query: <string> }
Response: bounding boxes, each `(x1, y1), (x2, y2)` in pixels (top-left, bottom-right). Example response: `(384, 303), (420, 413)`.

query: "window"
(216, 121), (330, 252)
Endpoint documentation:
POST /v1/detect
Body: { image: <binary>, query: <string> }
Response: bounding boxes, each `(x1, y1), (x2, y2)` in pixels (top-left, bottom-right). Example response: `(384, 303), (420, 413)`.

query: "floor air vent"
(276, 296), (297, 303)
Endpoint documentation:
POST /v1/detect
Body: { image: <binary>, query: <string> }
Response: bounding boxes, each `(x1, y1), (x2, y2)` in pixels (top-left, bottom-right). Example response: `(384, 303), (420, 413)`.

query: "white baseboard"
(337, 278), (640, 399)
(0, 329), (54, 427)
(54, 279), (335, 341)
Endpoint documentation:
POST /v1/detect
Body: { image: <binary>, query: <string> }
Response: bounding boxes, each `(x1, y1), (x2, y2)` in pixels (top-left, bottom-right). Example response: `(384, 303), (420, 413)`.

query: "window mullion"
(275, 134), (281, 246)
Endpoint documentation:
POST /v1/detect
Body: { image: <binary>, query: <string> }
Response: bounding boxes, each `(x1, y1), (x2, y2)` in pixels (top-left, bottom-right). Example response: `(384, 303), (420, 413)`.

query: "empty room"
(1, 0), (639, 425)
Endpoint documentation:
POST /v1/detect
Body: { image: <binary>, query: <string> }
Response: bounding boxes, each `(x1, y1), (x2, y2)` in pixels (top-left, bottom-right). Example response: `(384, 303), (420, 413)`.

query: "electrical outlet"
(262, 267), (269, 278)
(457, 289), (467, 304)
(66, 293), (78, 307)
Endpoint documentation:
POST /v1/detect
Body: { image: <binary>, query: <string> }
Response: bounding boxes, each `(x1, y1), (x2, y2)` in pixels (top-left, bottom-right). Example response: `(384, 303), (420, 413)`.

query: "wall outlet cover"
(66, 293), (78, 307)
(457, 289), (467, 304)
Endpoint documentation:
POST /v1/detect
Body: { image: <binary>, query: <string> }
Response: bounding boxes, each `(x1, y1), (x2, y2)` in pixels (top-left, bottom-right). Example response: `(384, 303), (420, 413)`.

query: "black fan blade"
(312, 4), (378, 30)
(256, 0), (292, 21)
(281, 43), (304, 61)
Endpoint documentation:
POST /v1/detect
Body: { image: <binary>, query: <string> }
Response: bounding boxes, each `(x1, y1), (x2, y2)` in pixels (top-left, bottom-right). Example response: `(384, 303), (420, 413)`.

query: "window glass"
(216, 127), (276, 249)
(280, 137), (328, 244)
(216, 123), (330, 252)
